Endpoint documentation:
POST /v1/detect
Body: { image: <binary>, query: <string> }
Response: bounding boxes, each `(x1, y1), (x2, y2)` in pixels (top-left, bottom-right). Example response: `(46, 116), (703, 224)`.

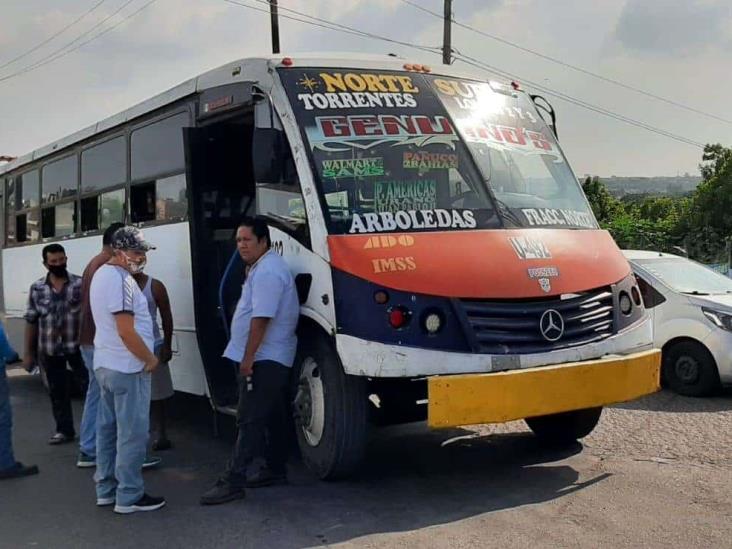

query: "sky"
(0, 0), (730, 177)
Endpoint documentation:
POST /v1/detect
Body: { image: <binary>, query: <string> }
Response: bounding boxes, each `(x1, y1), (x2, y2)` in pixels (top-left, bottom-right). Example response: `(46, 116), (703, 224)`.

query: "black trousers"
(227, 360), (291, 484)
(40, 351), (86, 437)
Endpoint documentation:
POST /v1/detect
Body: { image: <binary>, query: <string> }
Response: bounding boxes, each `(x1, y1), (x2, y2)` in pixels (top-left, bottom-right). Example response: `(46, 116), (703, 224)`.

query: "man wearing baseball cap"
(89, 226), (165, 514)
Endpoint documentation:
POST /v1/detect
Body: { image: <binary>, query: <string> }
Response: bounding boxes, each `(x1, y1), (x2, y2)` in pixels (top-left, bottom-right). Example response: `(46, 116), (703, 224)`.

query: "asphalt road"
(1, 368), (730, 549)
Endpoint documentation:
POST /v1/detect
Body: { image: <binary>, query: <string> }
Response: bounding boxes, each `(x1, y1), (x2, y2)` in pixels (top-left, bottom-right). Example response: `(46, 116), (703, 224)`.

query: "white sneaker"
(96, 496), (115, 506)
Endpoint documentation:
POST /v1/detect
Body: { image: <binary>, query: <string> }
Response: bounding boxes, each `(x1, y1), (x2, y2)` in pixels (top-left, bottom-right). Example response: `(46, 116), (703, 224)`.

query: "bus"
(0, 53), (661, 479)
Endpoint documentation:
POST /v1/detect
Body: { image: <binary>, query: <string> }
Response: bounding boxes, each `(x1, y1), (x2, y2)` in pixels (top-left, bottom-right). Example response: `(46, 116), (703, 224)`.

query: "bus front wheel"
(524, 407), (603, 444)
(292, 335), (368, 480)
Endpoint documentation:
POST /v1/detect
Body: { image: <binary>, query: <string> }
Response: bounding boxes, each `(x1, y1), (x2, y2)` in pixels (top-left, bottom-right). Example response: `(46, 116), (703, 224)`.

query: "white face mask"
(122, 252), (147, 274)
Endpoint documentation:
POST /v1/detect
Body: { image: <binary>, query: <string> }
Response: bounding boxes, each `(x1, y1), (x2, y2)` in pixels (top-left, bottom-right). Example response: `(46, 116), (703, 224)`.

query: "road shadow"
(612, 388), (732, 413)
(131, 391), (610, 547)
(247, 424), (609, 547)
(2, 375), (612, 549)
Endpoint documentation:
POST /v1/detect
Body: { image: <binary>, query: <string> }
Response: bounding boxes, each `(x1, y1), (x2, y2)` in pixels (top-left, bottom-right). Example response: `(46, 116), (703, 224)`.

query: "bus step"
(215, 404), (238, 417)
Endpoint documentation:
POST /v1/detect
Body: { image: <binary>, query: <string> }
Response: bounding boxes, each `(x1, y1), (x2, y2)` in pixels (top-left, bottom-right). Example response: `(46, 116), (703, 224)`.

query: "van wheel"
(292, 335), (368, 480)
(663, 341), (720, 397)
(525, 407), (603, 444)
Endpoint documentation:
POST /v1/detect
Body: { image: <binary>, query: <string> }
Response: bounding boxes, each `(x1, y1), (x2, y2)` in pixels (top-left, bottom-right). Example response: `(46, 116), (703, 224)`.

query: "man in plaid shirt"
(23, 243), (86, 445)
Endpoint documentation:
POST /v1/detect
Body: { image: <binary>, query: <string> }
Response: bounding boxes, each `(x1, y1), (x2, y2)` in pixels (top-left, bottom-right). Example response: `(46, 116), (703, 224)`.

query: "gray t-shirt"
(90, 264), (154, 373)
(223, 250), (299, 367)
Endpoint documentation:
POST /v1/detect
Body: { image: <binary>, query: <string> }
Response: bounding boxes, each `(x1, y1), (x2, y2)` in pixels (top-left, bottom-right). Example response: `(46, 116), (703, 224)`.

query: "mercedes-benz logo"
(539, 309), (564, 342)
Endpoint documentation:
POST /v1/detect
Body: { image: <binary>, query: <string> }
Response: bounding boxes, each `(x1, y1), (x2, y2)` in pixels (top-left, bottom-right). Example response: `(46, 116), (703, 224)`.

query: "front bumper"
(336, 314), (653, 377)
(428, 348), (661, 428)
(702, 327), (732, 385)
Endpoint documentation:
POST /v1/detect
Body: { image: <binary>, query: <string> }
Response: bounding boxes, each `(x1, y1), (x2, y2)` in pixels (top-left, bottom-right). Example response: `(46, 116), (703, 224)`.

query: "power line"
(0, 0), (711, 149)
(398, 0), (732, 126)
(0, 0), (108, 71)
(227, 0), (705, 148)
(223, 0), (441, 55)
(0, 0), (151, 84)
(454, 52), (705, 148)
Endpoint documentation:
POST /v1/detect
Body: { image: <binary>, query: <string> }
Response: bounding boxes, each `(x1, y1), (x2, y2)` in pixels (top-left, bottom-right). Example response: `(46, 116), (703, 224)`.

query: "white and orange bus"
(0, 54), (660, 478)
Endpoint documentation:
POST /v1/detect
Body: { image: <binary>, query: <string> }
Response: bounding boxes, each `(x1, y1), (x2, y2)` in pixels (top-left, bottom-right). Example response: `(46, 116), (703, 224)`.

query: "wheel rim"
(294, 357), (325, 447)
(674, 355), (700, 384)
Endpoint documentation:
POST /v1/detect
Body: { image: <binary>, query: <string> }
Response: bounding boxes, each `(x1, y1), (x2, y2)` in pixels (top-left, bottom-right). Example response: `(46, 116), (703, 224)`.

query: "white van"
(624, 250), (732, 396)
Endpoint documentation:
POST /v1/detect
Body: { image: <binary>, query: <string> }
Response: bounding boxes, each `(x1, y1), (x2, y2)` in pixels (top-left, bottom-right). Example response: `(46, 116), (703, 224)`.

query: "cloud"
(614, 0), (732, 56)
(1, 0), (730, 176)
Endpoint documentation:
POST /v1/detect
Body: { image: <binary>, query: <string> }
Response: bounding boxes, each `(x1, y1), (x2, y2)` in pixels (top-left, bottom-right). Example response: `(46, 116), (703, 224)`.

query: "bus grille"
(458, 288), (615, 354)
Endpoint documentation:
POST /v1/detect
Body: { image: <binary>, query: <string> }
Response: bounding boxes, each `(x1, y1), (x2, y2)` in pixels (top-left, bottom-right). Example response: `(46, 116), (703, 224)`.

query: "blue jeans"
(94, 367), (151, 506)
(78, 346), (98, 457)
(0, 363), (16, 470)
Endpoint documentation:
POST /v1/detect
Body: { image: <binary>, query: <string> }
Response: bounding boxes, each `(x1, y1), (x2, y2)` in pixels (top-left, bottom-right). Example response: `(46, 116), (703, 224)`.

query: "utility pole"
(442, 0), (452, 65)
(270, 0), (280, 54)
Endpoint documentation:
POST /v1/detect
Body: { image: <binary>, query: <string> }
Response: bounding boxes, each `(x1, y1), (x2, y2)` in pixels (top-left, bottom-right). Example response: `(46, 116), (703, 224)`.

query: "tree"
(699, 143), (732, 181)
(674, 144), (732, 262)
(582, 176), (622, 224)
(688, 144), (732, 238)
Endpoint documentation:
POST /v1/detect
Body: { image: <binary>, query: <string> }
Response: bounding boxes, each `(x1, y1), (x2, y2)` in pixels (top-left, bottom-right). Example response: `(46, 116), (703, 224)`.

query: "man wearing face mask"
(90, 226), (165, 514)
(24, 244), (86, 445)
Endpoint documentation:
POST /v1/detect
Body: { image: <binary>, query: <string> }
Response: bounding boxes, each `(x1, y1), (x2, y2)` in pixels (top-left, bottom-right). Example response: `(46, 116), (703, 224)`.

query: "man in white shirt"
(90, 226), (165, 514)
(200, 217), (299, 506)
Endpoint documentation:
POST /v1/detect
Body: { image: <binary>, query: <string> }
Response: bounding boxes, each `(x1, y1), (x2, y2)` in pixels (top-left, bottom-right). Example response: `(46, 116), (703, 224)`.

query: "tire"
(662, 341), (720, 397)
(292, 334), (368, 480)
(525, 407), (603, 444)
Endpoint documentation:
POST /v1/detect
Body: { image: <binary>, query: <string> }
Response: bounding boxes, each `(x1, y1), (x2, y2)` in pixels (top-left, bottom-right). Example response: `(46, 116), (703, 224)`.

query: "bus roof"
(0, 52), (497, 178)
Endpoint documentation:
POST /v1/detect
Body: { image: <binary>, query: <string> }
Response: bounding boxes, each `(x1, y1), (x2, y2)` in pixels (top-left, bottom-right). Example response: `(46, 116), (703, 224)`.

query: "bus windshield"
(431, 77), (596, 230)
(279, 68), (595, 234)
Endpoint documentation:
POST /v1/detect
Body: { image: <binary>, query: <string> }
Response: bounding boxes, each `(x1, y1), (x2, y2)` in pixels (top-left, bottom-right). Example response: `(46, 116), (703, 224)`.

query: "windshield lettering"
(316, 114), (454, 138)
(374, 179), (437, 212)
(321, 157), (384, 178)
(279, 68), (594, 234)
(349, 209), (477, 234)
(522, 208), (595, 228)
(319, 72), (419, 94)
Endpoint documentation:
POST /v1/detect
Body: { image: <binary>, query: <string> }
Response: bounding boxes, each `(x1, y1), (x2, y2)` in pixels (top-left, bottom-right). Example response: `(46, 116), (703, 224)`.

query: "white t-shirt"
(90, 264), (154, 373)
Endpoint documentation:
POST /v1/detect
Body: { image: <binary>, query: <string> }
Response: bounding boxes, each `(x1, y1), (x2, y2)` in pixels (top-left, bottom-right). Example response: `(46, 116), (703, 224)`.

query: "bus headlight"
(422, 311), (444, 334)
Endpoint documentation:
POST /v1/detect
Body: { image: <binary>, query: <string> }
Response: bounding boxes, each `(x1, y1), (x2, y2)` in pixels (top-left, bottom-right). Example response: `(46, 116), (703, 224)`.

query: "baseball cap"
(110, 226), (156, 251)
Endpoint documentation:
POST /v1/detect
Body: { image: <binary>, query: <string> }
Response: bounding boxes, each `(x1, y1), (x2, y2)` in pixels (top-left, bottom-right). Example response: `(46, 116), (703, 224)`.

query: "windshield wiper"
(492, 196), (525, 227)
(681, 291), (711, 295)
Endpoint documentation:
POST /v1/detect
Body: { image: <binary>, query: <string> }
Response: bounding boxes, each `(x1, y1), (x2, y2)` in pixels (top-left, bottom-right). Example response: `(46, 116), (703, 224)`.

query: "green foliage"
(582, 144), (732, 263)
(582, 176), (622, 224)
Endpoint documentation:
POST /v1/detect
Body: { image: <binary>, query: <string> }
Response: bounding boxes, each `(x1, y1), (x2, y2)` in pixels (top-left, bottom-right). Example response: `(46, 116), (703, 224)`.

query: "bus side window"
(81, 190), (126, 232)
(130, 174), (187, 225)
(80, 134), (128, 234)
(41, 202), (76, 239)
(7, 171), (41, 245)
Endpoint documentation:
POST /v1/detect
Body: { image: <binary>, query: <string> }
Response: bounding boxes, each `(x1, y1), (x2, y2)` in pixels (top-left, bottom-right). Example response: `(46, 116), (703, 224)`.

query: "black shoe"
(0, 462), (39, 480)
(152, 438), (172, 452)
(199, 478), (246, 505)
(114, 493), (166, 514)
(246, 466), (287, 488)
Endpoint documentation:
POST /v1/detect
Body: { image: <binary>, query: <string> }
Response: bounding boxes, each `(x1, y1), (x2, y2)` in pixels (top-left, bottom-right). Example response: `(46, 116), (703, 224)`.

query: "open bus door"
(183, 101), (257, 409)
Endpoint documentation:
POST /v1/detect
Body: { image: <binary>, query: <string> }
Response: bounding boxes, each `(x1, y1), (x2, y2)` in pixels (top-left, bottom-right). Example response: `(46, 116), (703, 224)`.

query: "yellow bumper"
(428, 349), (661, 428)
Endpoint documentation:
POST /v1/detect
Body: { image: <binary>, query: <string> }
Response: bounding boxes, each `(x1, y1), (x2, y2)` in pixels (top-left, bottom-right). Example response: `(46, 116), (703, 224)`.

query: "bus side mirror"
(252, 127), (285, 184)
